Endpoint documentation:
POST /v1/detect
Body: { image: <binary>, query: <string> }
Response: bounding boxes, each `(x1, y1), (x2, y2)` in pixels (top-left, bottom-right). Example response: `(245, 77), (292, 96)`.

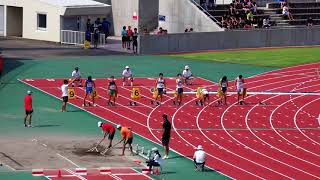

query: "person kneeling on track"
(193, 145), (206, 171)
(122, 66), (134, 86)
(98, 121), (116, 148)
(182, 65), (194, 85)
(108, 76), (118, 106)
(147, 147), (163, 171)
(71, 67), (82, 87)
(197, 88), (209, 106)
(117, 125), (134, 156)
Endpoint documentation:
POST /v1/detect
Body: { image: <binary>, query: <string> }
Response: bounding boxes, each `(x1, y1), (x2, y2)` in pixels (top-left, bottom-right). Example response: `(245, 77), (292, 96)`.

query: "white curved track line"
(269, 93), (320, 158)
(294, 97), (320, 145)
(255, 65), (320, 77)
(195, 100), (293, 179)
(220, 80), (320, 178)
(169, 97), (265, 179)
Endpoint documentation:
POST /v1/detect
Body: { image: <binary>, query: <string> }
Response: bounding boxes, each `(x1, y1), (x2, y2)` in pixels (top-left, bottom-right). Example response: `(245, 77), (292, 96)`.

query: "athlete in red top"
(24, 91), (33, 127)
(97, 121), (116, 148)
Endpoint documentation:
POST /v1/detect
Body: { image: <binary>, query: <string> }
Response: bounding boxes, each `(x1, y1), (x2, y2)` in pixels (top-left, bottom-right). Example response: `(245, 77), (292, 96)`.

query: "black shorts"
(177, 88), (183, 94)
(162, 137), (170, 146)
(25, 110), (33, 115)
(62, 96), (68, 103)
(157, 88), (164, 95)
(124, 137), (133, 145)
(133, 40), (138, 46)
(108, 131), (115, 140)
(122, 36), (126, 43)
(221, 87), (227, 94)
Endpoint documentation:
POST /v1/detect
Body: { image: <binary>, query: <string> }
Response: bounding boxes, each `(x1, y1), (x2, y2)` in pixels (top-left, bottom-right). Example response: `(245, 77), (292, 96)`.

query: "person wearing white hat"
(116, 125), (134, 155)
(147, 147), (163, 171)
(24, 91), (33, 127)
(182, 65), (194, 85)
(193, 145), (206, 171)
(97, 121), (116, 148)
(71, 67), (82, 87)
(122, 66), (133, 86)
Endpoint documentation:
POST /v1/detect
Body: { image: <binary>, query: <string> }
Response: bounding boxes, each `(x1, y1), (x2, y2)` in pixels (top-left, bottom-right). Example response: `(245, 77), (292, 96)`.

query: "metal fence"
(60, 30), (106, 46)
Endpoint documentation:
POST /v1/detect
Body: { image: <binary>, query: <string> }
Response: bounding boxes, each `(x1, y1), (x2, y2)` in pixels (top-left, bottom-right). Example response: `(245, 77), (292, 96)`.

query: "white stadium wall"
(159, 0), (223, 33)
(0, 5), (4, 36)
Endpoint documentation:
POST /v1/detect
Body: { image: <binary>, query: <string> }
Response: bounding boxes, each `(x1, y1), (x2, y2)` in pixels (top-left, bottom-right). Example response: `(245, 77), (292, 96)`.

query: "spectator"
(132, 28), (139, 54)
(193, 145), (206, 171)
(85, 29), (91, 42)
(121, 26), (127, 49)
(86, 19), (91, 30)
(157, 27), (164, 35)
(147, 147), (163, 171)
(247, 10), (254, 22)
(263, 17), (271, 28)
(102, 18), (110, 41)
(127, 26), (133, 50)
(307, 17), (314, 26)
(96, 18), (102, 31)
(189, 28), (193, 32)
(184, 28), (189, 33)
(282, 3), (293, 20)
(93, 29), (99, 49)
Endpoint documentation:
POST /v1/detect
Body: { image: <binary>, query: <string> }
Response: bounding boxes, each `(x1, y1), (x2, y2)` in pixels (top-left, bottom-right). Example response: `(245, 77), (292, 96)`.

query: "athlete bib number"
(68, 88), (76, 100)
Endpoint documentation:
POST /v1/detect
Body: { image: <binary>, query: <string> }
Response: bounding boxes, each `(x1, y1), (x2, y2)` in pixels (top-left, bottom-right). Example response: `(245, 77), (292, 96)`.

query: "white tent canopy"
(39, 0), (110, 7)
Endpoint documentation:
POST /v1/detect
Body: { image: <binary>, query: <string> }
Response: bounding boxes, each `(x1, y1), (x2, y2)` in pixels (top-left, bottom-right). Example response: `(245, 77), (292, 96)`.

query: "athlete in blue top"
(83, 76), (96, 107)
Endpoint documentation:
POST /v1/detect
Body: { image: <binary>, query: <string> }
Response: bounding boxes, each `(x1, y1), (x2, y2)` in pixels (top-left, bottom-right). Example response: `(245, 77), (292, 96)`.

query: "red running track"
(19, 63), (320, 179)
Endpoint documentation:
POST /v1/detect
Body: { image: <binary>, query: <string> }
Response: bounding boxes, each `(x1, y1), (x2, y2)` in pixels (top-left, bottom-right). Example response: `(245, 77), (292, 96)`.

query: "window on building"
(37, 13), (47, 30)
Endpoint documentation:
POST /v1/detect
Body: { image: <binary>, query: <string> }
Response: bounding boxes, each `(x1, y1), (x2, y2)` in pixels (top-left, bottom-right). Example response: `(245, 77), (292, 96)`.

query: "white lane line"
(196, 100), (289, 179)
(172, 97), (264, 179)
(56, 153), (80, 168)
(65, 168), (87, 180)
(294, 98), (320, 146)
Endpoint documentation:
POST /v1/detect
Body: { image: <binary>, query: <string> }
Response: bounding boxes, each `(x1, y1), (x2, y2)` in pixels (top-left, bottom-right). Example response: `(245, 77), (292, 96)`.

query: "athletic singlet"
(236, 78), (244, 89)
(157, 78), (165, 88)
(109, 81), (116, 90)
(176, 79), (183, 88)
(221, 80), (227, 88)
(86, 80), (93, 88)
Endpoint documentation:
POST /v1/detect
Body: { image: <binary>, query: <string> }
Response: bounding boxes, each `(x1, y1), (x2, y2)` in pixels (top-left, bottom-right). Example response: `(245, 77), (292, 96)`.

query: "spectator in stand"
(247, 10), (254, 23)
(132, 28), (139, 54)
(121, 26), (127, 49)
(102, 18), (110, 42)
(86, 19), (91, 31)
(96, 18), (102, 31)
(127, 26), (133, 50)
(189, 28), (194, 32)
(263, 17), (271, 28)
(184, 28), (188, 33)
(157, 27), (164, 35)
(307, 17), (314, 26)
(85, 29), (91, 42)
(251, 1), (257, 14)
(93, 29), (99, 49)
(282, 3), (293, 20)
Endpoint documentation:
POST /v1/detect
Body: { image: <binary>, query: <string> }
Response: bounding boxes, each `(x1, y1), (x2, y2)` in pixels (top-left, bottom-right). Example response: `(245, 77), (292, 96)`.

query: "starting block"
(130, 88), (140, 106)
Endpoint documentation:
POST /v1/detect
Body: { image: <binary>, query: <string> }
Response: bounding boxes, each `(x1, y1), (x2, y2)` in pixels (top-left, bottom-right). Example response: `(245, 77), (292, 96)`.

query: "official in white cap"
(182, 65), (194, 85)
(122, 65), (134, 86)
(193, 145), (206, 171)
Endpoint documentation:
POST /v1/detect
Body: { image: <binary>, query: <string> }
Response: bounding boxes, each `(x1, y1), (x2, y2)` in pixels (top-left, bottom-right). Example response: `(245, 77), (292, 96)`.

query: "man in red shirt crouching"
(24, 91), (33, 127)
(97, 121), (116, 148)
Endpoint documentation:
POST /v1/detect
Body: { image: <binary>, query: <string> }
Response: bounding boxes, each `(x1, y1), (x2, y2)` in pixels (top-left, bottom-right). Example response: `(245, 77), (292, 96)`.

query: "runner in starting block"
(196, 88), (209, 106)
